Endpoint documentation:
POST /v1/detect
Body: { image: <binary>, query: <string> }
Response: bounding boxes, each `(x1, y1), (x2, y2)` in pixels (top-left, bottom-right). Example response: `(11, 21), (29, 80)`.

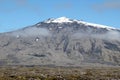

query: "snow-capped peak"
(45, 17), (73, 23)
(44, 17), (116, 30)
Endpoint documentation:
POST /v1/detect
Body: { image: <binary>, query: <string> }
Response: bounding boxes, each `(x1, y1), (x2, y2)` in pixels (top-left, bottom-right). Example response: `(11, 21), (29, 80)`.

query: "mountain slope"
(0, 17), (120, 66)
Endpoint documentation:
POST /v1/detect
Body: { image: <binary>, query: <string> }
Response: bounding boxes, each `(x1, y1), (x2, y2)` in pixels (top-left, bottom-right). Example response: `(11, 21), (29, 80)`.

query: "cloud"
(55, 2), (72, 10)
(92, 1), (120, 12)
(72, 30), (120, 41)
(0, 0), (42, 14)
(11, 27), (50, 37)
(16, 0), (27, 6)
(93, 31), (120, 40)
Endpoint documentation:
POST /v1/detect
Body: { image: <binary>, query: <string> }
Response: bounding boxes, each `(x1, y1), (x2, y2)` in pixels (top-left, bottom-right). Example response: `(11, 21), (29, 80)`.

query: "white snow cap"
(45, 17), (72, 23)
(44, 17), (116, 30)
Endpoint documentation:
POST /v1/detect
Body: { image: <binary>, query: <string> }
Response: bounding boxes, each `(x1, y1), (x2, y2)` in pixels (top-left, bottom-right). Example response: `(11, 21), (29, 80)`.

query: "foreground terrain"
(0, 66), (120, 80)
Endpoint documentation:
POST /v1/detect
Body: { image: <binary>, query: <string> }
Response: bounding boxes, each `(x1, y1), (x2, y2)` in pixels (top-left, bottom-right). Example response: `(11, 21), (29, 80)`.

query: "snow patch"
(77, 21), (116, 30)
(49, 28), (52, 30)
(37, 23), (41, 26)
(16, 35), (20, 38)
(35, 38), (39, 42)
(58, 27), (63, 29)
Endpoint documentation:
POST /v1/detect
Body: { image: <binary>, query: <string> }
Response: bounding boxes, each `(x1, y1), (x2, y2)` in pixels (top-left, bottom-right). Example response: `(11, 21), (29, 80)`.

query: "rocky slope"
(0, 17), (120, 66)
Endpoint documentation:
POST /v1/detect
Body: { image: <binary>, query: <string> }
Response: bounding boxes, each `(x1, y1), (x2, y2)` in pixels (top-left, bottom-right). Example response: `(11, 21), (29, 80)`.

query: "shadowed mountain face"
(0, 17), (120, 66)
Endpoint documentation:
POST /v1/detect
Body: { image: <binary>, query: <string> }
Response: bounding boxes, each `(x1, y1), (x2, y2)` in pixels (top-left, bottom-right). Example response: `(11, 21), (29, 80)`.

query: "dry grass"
(0, 66), (120, 80)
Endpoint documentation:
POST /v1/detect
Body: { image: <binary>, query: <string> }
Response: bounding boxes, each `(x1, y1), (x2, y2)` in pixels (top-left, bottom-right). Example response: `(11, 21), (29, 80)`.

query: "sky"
(0, 0), (120, 33)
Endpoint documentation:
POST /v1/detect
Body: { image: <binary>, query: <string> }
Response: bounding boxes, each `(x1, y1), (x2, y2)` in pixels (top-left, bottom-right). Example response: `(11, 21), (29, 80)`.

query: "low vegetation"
(0, 66), (120, 80)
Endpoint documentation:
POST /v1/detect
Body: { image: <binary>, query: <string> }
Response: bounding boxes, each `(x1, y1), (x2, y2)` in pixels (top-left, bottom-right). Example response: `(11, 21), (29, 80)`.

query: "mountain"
(0, 17), (120, 66)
